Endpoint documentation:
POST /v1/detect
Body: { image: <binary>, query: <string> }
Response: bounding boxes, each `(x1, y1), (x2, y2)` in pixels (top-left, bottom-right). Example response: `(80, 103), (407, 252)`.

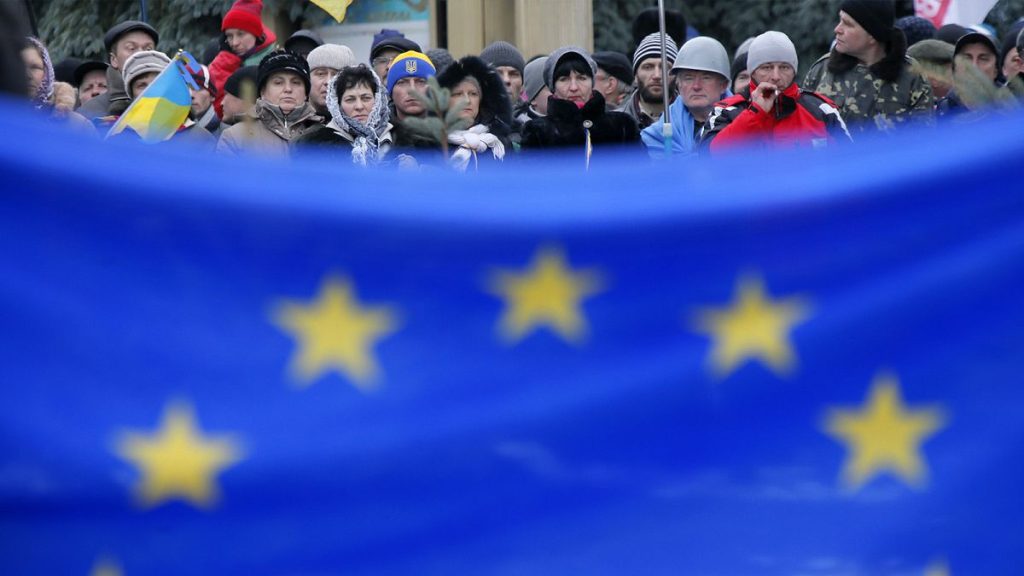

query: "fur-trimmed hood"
(827, 27), (908, 83)
(436, 55), (513, 138)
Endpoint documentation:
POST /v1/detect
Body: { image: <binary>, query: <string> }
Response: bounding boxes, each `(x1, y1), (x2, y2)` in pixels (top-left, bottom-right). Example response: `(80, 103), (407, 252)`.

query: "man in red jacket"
(703, 31), (852, 153)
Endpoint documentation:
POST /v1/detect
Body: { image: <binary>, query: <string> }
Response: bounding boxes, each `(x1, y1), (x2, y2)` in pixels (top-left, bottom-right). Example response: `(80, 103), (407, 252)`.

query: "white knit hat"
(306, 43), (356, 72)
(746, 31), (798, 74)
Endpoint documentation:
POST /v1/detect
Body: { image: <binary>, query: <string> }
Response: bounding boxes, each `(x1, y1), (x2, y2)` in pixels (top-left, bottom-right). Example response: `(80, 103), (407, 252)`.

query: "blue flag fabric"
(2, 97), (1023, 576)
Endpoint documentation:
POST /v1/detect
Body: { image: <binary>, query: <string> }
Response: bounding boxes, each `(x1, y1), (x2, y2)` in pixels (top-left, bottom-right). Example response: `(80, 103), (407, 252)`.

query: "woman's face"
(341, 81), (375, 124)
(225, 28), (257, 56)
(554, 69), (592, 105)
(450, 78), (481, 120)
(261, 72), (306, 114)
(22, 46), (45, 98)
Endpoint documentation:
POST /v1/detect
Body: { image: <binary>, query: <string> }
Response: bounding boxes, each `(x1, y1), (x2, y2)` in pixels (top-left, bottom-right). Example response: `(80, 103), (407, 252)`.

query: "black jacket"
(520, 91), (640, 150)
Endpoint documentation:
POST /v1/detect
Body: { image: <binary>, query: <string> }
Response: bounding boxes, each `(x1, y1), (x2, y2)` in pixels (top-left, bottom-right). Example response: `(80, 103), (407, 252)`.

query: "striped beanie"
(632, 32), (679, 73)
(386, 51), (436, 94)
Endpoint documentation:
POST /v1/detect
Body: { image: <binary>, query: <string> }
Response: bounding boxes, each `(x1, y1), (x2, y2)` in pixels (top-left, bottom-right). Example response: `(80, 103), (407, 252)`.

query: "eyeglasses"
(372, 56), (392, 67)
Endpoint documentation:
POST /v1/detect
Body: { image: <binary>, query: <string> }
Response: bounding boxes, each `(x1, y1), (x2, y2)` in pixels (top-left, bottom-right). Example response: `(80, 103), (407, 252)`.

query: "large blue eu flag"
(1, 97), (1023, 575)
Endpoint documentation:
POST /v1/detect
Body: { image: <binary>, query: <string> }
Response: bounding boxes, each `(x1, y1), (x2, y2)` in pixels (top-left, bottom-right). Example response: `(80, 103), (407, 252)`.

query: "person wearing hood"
(437, 55), (513, 171)
(22, 37), (95, 135)
(217, 49), (322, 156)
(210, 0), (278, 119)
(620, 32), (679, 130)
(293, 64), (394, 166)
(937, 31), (1005, 117)
(307, 43), (357, 118)
(77, 20), (159, 120)
(520, 46), (640, 155)
(641, 36), (731, 159)
(702, 31), (852, 153)
(804, 0), (934, 135)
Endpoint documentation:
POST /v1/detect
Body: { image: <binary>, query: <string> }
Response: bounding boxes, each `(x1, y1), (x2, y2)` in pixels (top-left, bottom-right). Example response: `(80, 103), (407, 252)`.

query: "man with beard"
(619, 32), (678, 130)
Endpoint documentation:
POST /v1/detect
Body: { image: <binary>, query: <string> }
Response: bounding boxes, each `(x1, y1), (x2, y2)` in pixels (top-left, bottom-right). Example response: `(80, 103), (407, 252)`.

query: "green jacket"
(804, 54), (934, 135)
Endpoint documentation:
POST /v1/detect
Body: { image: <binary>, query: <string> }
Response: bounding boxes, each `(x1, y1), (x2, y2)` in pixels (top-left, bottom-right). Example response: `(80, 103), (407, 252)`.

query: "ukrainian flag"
(106, 51), (200, 143)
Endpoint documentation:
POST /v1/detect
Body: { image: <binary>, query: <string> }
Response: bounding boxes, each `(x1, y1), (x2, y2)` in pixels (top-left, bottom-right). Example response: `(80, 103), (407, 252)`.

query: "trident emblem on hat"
(405, 59), (418, 74)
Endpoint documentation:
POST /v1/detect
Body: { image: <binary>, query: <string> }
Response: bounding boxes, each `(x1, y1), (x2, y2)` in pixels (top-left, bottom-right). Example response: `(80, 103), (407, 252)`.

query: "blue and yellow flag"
(106, 51), (201, 143)
(2, 102), (1024, 575)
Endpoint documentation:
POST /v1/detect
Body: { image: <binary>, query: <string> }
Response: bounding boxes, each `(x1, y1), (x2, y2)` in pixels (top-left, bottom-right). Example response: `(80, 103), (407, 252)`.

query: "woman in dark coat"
(520, 46), (640, 158)
(436, 55), (513, 171)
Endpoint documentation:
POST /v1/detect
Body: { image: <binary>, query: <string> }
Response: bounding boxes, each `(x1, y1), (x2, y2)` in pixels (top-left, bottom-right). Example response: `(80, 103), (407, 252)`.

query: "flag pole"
(140, 0), (148, 22)
(658, 0), (672, 157)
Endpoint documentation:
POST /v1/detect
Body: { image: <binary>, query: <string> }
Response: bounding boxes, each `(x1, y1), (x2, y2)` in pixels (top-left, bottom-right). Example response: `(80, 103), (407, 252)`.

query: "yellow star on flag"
(824, 372), (947, 490)
(272, 275), (398, 391)
(90, 556), (123, 576)
(310, 0), (356, 23)
(488, 246), (604, 344)
(925, 558), (951, 576)
(115, 402), (243, 509)
(692, 274), (811, 378)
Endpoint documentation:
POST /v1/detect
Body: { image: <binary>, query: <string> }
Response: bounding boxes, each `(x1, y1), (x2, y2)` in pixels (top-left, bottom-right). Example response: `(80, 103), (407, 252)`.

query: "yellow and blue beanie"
(386, 51), (436, 94)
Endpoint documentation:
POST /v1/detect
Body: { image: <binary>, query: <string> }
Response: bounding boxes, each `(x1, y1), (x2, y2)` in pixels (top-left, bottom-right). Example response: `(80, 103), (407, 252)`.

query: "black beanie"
(257, 49), (311, 95)
(840, 0), (895, 43)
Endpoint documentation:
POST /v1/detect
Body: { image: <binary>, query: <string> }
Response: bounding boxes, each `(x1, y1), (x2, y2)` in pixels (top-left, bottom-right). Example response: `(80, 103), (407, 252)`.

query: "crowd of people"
(17, 0), (1024, 170)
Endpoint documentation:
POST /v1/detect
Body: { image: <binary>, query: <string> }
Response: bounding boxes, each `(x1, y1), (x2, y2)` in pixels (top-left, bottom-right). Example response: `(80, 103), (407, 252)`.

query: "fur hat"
(840, 0), (895, 43)
(480, 41), (526, 75)
(522, 56), (548, 101)
(631, 8), (687, 49)
(103, 20), (159, 54)
(672, 36), (730, 82)
(632, 32), (679, 74)
(746, 31), (798, 73)
(257, 49), (310, 95)
(307, 44), (356, 72)
(222, 0), (265, 38)
(385, 51), (436, 94)
(122, 50), (170, 98)
(437, 55), (513, 131)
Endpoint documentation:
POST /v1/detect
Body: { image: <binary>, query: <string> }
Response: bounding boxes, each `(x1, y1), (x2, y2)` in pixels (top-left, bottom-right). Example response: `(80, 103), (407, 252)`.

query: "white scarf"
(447, 124), (505, 172)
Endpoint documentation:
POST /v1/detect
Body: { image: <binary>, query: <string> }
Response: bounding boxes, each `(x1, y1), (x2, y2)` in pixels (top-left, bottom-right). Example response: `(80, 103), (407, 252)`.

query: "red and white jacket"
(702, 81), (852, 153)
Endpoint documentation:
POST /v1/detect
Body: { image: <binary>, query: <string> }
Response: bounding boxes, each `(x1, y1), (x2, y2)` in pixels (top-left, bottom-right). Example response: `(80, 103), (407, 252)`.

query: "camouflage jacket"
(803, 55), (934, 135)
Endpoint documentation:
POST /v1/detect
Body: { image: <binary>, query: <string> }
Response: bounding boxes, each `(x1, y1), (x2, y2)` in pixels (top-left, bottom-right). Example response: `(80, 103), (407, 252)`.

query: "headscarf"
(26, 37), (54, 109)
(326, 67), (391, 166)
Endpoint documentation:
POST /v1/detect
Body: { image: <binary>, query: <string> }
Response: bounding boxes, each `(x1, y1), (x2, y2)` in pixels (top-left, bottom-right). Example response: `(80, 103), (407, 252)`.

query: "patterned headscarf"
(326, 66), (391, 167)
(26, 37), (55, 109)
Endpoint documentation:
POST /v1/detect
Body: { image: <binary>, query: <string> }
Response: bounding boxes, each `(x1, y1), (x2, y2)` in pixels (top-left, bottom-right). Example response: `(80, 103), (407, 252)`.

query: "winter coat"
(702, 81), (852, 153)
(618, 89), (662, 130)
(520, 91), (640, 151)
(437, 55), (514, 169)
(209, 34), (277, 119)
(804, 49), (934, 135)
(640, 87), (732, 159)
(217, 99), (321, 156)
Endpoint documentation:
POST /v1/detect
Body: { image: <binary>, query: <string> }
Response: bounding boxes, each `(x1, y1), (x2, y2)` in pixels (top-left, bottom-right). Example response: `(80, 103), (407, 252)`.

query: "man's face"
(190, 87), (213, 118)
(732, 69), (750, 94)
(594, 68), (616, 101)
(1003, 47), (1024, 79)
(372, 49), (401, 82)
(79, 69), (108, 105)
(957, 42), (998, 82)
(310, 66), (339, 110)
(110, 31), (156, 70)
(833, 11), (874, 60)
(129, 71), (159, 100)
(636, 57), (665, 103)
(221, 93), (247, 121)
(391, 76), (428, 118)
(675, 69), (728, 114)
(751, 62), (796, 91)
(495, 65), (523, 102)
